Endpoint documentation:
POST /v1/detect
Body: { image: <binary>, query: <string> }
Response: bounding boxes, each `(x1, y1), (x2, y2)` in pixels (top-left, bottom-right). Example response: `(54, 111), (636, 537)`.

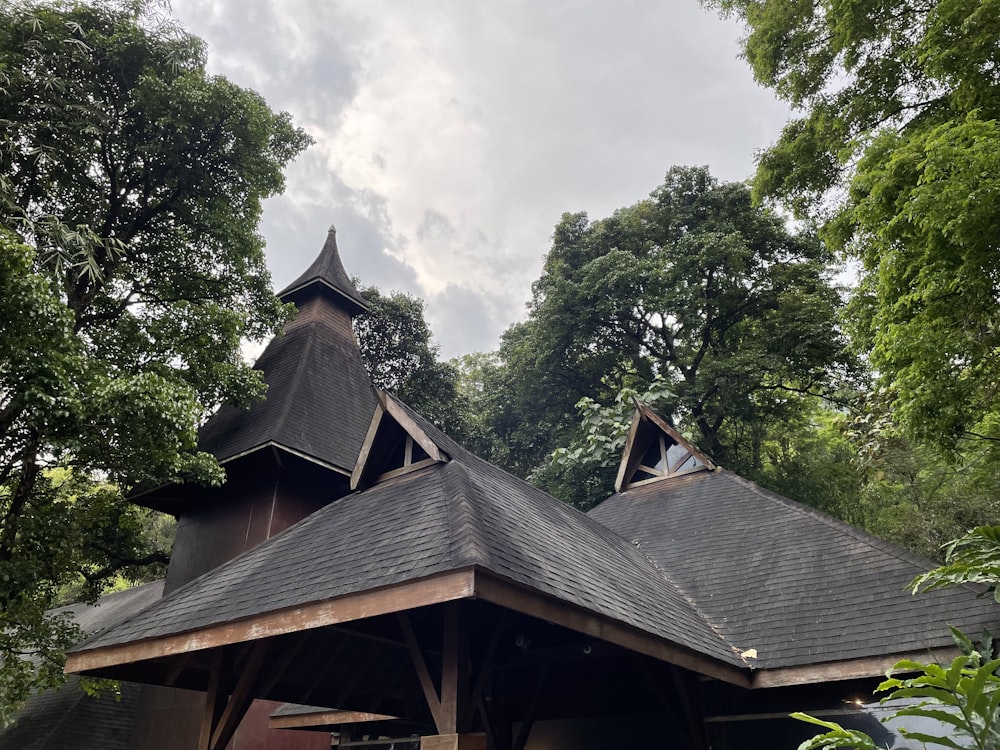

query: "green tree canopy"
(354, 285), (471, 441)
(706, 0), (1000, 446)
(0, 0), (309, 721)
(490, 166), (854, 488)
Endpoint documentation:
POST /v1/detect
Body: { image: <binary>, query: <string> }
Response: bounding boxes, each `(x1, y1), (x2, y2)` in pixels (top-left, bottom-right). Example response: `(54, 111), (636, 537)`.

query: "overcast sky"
(169, 0), (791, 359)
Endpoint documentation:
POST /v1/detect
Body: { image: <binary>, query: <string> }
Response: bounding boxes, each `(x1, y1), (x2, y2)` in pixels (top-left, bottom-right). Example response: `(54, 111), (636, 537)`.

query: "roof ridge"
(717, 470), (941, 575)
(442, 461), (492, 569)
(627, 532), (745, 662)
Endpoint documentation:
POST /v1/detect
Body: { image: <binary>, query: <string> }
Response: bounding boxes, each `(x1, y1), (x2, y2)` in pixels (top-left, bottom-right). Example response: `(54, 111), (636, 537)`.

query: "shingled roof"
(67, 394), (748, 684)
(589, 410), (1000, 676)
(277, 225), (368, 314)
(193, 229), (377, 475)
(0, 582), (163, 750)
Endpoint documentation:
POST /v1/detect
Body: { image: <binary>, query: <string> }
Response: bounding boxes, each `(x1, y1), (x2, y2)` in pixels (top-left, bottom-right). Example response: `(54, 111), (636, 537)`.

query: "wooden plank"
(351, 406), (384, 490)
(210, 640), (272, 750)
(750, 647), (962, 688)
(382, 396), (448, 463)
(614, 411), (643, 492)
(270, 710), (397, 730)
(639, 404), (716, 470)
(65, 568), (477, 675)
(198, 649), (225, 750)
(398, 612), (446, 732)
(472, 571), (750, 688)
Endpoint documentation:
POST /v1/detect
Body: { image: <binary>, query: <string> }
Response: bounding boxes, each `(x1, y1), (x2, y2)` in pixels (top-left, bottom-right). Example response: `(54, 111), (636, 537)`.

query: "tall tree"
(0, 0), (309, 720)
(354, 285), (471, 441)
(490, 166), (853, 486)
(706, 0), (1000, 446)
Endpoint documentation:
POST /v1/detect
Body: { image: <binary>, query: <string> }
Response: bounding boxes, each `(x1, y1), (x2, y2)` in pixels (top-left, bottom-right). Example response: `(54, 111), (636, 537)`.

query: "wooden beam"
(351, 406), (384, 490)
(66, 569), (476, 675)
(472, 571), (750, 688)
(381, 395), (448, 463)
(198, 649), (225, 750)
(512, 664), (550, 750)
(749, 647), (962, 688)
(614, 411), (644, 492)
(398, 612), (446, 732)
(299, 637), (347, 704)
(440, 603), (471, 734)
(164, 651), (193, 687)
(269, 710), (397, 730)
(210, 640), (272, 750)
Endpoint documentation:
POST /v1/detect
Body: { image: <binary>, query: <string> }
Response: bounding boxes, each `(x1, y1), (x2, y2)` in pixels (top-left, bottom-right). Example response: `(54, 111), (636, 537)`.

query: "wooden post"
(198, 650), (226, 750)
(440, 602), (472, 734)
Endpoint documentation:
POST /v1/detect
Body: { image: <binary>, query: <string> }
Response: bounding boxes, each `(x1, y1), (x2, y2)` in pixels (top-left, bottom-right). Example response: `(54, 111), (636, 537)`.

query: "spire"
(277, 225), (369, 315)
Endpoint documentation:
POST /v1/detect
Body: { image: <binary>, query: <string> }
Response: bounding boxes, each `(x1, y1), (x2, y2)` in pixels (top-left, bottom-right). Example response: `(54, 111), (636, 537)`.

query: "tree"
(705, 0), (1000, 446)
(489, 166), (854, 487)
(0, 0), (309, 721)
(354, 285), (471, 441)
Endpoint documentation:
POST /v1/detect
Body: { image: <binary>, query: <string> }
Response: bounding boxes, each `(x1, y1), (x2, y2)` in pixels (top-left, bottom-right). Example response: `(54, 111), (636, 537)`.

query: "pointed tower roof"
(277, 225), (368, 315)
(196, 227), (376, 473)
(134, 229), (378, 512)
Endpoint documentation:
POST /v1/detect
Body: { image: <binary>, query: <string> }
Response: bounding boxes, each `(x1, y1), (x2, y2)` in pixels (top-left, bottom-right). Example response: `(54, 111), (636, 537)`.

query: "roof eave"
(64, 566), (752, 689)
(748, 646), (964, 688)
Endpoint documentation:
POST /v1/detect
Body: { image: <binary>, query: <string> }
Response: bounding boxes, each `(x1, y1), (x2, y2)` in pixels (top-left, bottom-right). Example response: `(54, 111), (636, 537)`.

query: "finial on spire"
(328, 224), (337, 234)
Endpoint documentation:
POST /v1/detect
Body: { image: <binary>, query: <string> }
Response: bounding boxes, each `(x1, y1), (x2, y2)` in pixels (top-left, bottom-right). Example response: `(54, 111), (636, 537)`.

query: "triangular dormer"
(351, 391), (449, 490)
(614, 403), (715, 491)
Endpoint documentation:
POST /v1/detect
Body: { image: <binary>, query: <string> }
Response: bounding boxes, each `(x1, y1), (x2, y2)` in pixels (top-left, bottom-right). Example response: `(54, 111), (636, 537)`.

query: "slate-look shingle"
(589, 469), (1000, 668)
(74, 398), (744, 668)
(0, 582), (163, 750)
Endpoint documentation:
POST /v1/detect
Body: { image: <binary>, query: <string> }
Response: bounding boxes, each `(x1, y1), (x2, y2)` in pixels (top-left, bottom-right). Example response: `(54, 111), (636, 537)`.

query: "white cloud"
(169, 0), (790, 358)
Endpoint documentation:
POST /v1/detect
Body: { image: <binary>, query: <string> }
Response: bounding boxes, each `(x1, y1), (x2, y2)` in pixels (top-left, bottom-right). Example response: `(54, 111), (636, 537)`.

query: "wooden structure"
(66, 392), (1000, 748)
(8, 225), (998, 749)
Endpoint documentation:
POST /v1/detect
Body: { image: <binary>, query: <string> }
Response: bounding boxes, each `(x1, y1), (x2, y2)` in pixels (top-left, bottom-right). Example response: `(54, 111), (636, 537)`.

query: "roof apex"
(277, 226), (369, 315)
(350, 391), (449, 491)
(614, 402), (714, 492)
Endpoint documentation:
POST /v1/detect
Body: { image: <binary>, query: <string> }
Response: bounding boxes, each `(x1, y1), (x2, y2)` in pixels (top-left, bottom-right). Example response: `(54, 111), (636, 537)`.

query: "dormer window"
(615, 403), (714, 491)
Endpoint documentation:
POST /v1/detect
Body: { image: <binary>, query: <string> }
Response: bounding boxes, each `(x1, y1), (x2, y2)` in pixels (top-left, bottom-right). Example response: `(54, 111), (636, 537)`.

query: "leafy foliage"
(354, 285), (474, 442)
(797, 529), (1000, 750)
(0, 0), (308, 721)
(488, 166), (854, 500)
(912, 526), (1000, 602)
(706, 0), (1000, 445)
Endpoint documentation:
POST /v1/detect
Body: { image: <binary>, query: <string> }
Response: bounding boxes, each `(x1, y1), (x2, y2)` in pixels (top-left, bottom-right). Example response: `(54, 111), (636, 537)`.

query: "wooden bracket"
(399, 612), (446, 732)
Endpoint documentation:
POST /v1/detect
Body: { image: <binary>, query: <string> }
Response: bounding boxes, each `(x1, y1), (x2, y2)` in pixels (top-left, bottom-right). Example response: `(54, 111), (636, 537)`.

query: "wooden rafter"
(398, 612), (446, 732)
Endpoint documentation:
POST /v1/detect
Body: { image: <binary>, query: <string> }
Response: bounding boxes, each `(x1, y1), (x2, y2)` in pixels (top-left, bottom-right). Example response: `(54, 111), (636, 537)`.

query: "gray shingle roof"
(197, 315), (376, 472)
(277, 226), (368, 314)
(588, 469), (1000, 669)
(73, 399), (743, 669)
(0, 582), (163, 750)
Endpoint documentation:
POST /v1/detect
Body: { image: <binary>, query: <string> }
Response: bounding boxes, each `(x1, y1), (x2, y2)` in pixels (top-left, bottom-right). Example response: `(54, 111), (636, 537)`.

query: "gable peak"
(350, 391), (449, 490)
(614, 403), (715, 492)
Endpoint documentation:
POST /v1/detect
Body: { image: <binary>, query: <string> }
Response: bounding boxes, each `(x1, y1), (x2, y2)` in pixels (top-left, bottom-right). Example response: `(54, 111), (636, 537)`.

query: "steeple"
(277, 224), (368, 315)
(133, 227), (378, 518)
